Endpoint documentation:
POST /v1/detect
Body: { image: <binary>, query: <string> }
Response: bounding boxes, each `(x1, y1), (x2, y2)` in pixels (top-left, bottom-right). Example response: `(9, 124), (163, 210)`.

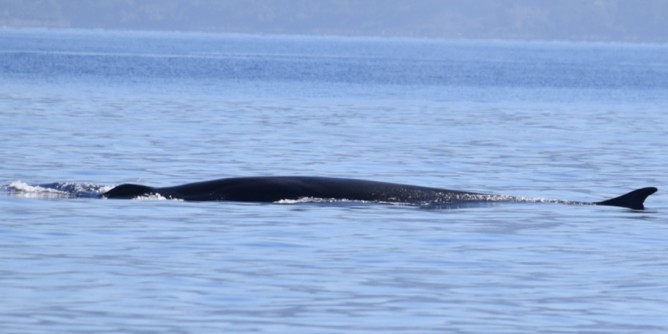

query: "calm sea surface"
(1, 28), (667, 333)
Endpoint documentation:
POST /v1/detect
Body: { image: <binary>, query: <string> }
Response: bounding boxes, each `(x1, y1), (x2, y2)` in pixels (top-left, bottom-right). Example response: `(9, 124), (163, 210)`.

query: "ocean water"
(1, 28), (667, 333)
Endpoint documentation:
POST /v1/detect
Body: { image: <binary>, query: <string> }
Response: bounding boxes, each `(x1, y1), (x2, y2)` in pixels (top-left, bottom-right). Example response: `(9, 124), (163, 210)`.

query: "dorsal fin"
(596, 187), (657, 210)
(102, 184), (154, 199)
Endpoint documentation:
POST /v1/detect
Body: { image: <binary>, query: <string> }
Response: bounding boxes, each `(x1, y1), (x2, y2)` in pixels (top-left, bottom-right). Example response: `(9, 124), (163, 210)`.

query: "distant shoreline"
(2, 1), (668, 44)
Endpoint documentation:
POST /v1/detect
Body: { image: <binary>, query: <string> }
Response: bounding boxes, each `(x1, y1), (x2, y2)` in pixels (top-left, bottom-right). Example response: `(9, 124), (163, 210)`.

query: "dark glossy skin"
(102, 176), (657, 210)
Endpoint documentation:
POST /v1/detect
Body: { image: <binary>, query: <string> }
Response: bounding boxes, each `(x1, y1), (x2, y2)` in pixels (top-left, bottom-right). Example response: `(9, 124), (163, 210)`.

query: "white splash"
(4, 181), (112, 199)
(133, 193), (182, 201)
(6, 181), (71, 198)
(275, 197), (377, 204)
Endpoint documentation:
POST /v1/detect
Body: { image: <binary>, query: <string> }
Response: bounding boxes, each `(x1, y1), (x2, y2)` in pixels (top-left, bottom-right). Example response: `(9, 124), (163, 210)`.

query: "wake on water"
(4, 181), (111, 199)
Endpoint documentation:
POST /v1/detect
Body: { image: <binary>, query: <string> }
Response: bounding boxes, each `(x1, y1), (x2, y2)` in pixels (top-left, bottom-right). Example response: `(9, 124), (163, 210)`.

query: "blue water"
(1, 28), (667, 333)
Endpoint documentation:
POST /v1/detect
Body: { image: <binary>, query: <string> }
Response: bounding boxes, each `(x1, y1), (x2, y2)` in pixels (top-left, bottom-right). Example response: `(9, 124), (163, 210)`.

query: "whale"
(101, 176), (657, 210)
